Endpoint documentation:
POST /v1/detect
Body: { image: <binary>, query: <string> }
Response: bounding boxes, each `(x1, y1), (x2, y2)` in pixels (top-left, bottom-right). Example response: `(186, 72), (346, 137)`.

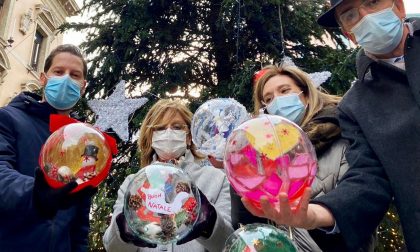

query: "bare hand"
(208, 155), (224, 169)
(241, 187), (325, 230)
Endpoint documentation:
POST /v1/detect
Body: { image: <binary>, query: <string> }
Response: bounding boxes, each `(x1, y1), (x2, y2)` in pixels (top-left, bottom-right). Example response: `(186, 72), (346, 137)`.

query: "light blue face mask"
(44, 74), (82, 110)
(266, 92), (305, 124)
(351, 4), (404, 55)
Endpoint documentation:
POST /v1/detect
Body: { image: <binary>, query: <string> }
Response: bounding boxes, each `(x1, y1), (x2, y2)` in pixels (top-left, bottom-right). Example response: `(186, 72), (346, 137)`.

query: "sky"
(404, 0), (417, 14)
(63, 0), (419, 46)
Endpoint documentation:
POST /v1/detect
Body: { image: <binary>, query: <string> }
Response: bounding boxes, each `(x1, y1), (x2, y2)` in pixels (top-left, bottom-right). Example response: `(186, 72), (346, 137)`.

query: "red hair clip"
(253, 69), (268, 85)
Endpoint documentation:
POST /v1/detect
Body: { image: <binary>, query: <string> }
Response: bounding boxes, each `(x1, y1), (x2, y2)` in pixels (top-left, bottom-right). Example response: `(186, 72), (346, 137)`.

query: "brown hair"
(44, 44), (87, 78)
(138, 99), (202, 167)
(253, 64), (341, 127)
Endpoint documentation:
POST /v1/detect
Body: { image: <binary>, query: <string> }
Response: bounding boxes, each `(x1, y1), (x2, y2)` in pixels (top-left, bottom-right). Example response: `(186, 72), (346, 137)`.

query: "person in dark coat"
(241, 0), (420, 251)
(0, 44), (95, 251)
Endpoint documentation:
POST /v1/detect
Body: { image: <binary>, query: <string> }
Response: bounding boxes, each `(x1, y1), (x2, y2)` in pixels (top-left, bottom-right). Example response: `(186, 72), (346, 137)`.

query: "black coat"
(313, 18), (420, 251)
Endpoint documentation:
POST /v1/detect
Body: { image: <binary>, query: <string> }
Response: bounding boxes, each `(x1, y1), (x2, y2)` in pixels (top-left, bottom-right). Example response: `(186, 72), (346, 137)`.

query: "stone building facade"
(0, 0), (79, 106)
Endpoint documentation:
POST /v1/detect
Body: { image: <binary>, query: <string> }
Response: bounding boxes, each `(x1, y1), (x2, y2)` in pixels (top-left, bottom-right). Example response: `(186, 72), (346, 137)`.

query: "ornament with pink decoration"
(224, 114), (317, 211)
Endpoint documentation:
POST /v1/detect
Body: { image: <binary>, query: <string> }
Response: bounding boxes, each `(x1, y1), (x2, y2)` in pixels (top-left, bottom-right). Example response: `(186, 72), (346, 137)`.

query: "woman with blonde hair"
(232, 65), (375, 251)
(253, 65), (340, 131)
(103, 99), (232, 252)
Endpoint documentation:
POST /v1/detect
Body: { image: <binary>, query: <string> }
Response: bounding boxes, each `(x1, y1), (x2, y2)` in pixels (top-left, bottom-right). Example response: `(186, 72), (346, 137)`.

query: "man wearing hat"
(241, 0), (420, 251)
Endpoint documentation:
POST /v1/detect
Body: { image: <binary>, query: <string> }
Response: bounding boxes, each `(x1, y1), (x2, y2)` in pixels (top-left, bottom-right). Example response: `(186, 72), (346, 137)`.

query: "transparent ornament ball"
(223, 224), (297, 252)
(224, 114), (317, 210)
(124, 162), (201, 245)
(39, 123), (112, 192)
(191, 98), (249, 160)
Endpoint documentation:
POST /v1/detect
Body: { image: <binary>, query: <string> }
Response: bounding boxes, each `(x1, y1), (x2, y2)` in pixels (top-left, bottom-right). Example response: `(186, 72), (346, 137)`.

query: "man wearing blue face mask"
(241, 0), (420, 251)
(43, 74), (83, 110)
(0, 44), (96, 251)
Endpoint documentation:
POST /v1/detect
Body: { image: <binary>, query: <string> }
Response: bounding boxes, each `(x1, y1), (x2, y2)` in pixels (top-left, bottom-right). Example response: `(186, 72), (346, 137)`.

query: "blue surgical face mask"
(44, 74), (82, 110)
(351, 5), (404, 55)
(266, 92), (306, 123)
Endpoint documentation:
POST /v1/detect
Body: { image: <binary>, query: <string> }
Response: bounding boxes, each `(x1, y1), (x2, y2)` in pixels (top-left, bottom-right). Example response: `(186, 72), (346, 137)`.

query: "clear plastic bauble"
(192, 98), (249, 160)
(39, 123), (112, 192)
(224, 114), (317, 210)
(124, 162), (201, 245)
(223, 224), (297, 252)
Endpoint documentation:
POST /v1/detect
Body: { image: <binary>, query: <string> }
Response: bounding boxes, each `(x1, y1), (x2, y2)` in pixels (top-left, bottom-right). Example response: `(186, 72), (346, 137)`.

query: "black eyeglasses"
(338, 0), (394, 29)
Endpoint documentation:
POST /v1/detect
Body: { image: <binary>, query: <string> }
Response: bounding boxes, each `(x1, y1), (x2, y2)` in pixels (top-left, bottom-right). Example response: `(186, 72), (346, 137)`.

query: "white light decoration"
(88, 80), (148, 141)
(308, 71), (332, 88)
(281, 56), (332, 88)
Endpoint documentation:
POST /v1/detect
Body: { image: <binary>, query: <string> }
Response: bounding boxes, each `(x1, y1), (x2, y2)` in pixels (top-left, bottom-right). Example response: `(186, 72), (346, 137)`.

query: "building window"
(0, 1), (5, 39)
(0, 47), (10, 83)
(0, 0), (15, 41)
(0, 65), (5, 83)
(30, 30), (44, 71)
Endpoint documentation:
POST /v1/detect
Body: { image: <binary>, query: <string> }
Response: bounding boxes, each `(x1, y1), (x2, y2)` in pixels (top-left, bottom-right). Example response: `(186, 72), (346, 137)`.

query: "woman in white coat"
(103, 99), (233, 252)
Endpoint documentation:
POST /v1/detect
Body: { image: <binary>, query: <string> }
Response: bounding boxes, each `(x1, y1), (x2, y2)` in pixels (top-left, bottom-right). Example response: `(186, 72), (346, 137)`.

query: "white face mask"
(152, 129), (187, 161)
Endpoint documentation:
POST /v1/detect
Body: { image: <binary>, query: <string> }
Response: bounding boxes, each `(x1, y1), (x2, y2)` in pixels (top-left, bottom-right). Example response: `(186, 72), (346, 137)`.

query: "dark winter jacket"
(0, 92), (90, 252)
(312, 18), (420, 252)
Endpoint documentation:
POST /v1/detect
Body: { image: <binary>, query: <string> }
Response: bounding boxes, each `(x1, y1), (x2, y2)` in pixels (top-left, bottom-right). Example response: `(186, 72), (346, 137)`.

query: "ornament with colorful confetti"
(224, 114), (317, 210)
